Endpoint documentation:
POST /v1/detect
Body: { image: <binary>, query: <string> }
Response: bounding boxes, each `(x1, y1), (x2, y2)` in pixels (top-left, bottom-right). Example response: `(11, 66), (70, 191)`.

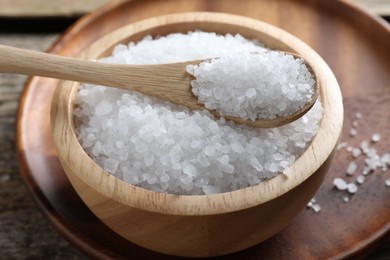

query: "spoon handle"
(0, 44), (194, 102)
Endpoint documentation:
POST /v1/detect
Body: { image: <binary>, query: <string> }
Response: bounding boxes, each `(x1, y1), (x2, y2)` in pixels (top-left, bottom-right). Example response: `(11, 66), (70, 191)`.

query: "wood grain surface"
(0, 0), (112, 17)
(1, 0), (390, 259)
(0, 34), (85, 259)
(0, 0), (388, 16)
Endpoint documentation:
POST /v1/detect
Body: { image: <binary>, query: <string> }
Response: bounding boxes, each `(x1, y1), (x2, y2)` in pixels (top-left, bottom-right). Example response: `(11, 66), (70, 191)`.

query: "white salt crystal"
(381, 153), (390, 165)
(343, 196), (350, 203)
(366, 148), (378, 158)
(190, 140), (201, 149)
(136, 143), (148, 154)
(87, 133), (96, 142)
(147, 176), (157, 185)
(360, 141), (369, 152)
(352, 148), (361, 158)
(230, 141), (245, 154)
(160, 174), (170, 183)
(248, 156), (264, 171)
(385, 178), (390, 187)
(307, 197), (321, 213)
(282, 168), (290, 176)
(346, 161), (358, 175)
(95, 100), (113, 115)
(180, 174), (193, 185)
(337, 142), (348, 150)
(212, 87), (224, 100)
(209, 121), (219, 133)
(91, 141), (102, 156)
(245, 88), (256, 98)
(217, 155), (229, 165)
(183, 164), (197, 176)
(74, 32), (323, 195)
(104, 159), (119, 173)
(362, 167), (371, 176)
(333, 178), (347, 190)
(203, 185), (221, 195)
(371, 133), (381, 142)
(219, 164), (235, 174)
(355, 112), (362, 119)
(356, 175), (365, 184)
(194, 178), (209, 188)
(123, 171), (139, 184)
(144, 156), (155, 166)
(312, 204), (321, 212)
(347, 183), (358, 194)
(204, 146), (216, 157)
(350, 128), (357, 137)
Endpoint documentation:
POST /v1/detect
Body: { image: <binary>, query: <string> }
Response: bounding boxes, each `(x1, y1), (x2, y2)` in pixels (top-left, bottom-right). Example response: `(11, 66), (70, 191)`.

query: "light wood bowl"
(51, 12), (343, 257)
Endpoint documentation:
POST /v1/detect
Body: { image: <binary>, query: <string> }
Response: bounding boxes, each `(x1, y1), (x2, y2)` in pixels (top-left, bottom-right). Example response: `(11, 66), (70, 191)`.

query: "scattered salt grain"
(337, 142), (348, 150)
(333, 178), (348, 190)
(362, 167), (371, 176)
(313, 111), (390, 208)
(356, 175), (365, 184)
(352, 148), (361, 158)
(346, 161), (358, 175)
(307, 197), (321, 213)
(360, 141), (370, 154)
(347, 183), (358, 194)
(74, 31), (323, 195)
(355, 112), (362, 119)
(334, 179), (358, 194)
(371, 133), (381, 143)
(188, 52), (315, 121)
(349, 128), (357, 137)
(312, 204), (321, 213)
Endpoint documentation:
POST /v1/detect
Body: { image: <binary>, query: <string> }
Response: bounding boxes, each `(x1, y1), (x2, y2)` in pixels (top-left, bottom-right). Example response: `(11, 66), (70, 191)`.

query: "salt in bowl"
(51, 12), (343, 257)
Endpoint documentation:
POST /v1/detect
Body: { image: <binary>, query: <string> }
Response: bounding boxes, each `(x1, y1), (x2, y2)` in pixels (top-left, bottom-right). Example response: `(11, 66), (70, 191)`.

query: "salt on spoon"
(0, 44), (318, 128)
(187, 51), (318, 124)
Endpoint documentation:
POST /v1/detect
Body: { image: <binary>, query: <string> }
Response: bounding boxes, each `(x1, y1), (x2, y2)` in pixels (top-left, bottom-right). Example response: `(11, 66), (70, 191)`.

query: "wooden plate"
(16, 0), (390, 259)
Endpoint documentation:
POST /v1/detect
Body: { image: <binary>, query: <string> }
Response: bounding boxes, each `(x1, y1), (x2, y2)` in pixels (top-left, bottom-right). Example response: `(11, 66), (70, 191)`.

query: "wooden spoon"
(0, 44), (318, 128)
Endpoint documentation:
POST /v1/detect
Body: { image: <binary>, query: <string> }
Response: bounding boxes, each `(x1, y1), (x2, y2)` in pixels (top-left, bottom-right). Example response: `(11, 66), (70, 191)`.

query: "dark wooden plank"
(0, 34), (86, 259)
(0, 0), (388, 17)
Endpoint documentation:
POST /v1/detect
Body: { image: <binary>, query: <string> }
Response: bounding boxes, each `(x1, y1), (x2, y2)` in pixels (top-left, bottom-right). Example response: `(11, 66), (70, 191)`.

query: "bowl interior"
(54, 12), (343, 216)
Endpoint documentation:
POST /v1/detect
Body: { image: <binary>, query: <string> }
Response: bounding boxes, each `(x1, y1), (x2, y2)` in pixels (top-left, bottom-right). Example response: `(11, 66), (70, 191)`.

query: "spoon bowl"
(50, 12), (343, 257)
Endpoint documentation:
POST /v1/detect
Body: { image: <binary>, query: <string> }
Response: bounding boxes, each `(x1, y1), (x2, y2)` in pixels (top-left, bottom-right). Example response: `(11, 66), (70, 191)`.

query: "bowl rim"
(52, 11), (343, 216)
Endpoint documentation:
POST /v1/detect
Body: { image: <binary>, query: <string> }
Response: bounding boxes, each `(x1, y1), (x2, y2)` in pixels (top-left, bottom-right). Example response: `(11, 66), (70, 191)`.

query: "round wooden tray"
(16, 0), (390, 259)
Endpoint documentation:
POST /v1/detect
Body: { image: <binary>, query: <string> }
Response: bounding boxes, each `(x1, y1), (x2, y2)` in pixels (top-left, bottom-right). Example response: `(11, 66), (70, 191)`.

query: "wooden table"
(0, 0), (389, 17)
(0, 2), (389, 259)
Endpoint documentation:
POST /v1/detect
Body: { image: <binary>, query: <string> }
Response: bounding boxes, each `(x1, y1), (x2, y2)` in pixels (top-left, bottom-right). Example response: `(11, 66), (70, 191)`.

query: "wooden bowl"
(51, 12), (343, 257)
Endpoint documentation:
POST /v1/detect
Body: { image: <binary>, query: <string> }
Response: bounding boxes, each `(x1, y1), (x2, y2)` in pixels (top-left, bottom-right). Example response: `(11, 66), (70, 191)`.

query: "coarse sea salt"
(312, 111), (390, 209)
(187, 52), (315, 120)
(307, 197), (321, 213)
(74, 31), (323, 195)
